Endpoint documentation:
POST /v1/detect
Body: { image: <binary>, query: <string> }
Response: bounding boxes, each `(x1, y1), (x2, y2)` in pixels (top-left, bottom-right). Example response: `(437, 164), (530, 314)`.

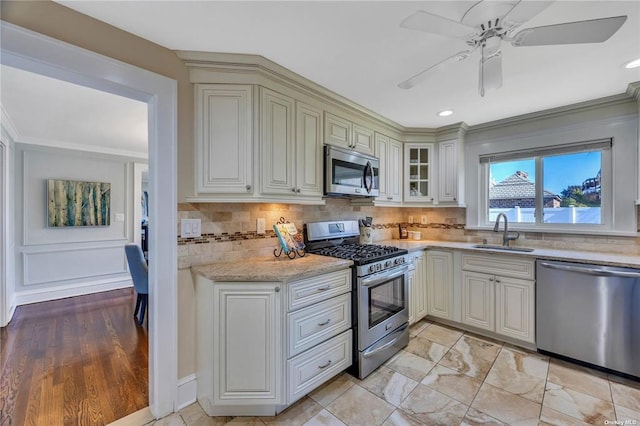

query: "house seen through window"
(487, 146), (605, 226)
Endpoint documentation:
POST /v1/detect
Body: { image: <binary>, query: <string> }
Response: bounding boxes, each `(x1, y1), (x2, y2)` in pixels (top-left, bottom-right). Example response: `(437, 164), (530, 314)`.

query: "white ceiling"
(54, 0), (640, 128)
(0, 65), (148, 156)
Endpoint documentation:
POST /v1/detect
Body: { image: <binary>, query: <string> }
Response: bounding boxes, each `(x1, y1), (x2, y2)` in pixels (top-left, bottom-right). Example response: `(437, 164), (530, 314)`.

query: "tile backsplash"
(177, 200), (640, 269)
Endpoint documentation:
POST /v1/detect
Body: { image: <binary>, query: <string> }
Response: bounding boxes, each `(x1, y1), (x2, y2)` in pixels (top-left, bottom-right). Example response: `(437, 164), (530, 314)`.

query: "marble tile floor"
(148, 320), (640, 426)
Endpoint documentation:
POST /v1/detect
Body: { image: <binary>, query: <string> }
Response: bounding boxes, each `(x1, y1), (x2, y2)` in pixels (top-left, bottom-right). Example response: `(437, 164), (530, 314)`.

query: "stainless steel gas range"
(305, 220), (410, 378)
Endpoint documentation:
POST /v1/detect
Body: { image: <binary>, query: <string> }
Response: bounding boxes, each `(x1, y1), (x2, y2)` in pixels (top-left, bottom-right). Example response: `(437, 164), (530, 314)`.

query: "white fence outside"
(489, 206), (601, 224)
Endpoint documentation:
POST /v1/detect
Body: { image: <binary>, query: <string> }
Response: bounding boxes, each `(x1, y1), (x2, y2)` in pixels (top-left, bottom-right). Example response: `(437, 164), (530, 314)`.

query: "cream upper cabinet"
(352, 124), (374, 155)
(194, 84), (253, 195)
(324, 112), (352, 150)
(260, 88), (323, 200)
(426, 250), (454, 321)
(261, 87), (295, 195)
(408, 251), (427, 324)
(460, 254), (535, 343)
(404, 143), (434, 203)
(437, 139), (459, 203)
(295, 102), (324, 197)
(324, 112), (374, 155)
(375, 133), (403, 204)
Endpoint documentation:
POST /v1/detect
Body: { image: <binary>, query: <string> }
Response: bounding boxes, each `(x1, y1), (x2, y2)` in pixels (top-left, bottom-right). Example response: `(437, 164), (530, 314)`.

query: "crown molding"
(15, 137), (148, 160)
(0, 104), (20, 142)
(626, 81), (640, 101)
(467, 83), (639, 136)
(176, 50), (406, 135)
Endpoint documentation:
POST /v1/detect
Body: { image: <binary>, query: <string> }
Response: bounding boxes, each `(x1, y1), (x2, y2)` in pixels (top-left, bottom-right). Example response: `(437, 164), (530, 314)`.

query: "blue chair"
(125, 244), (148, 325)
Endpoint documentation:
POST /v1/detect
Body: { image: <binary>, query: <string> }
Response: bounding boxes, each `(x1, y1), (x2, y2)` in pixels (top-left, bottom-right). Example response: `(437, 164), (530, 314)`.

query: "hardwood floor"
(0, 288), (148, 425)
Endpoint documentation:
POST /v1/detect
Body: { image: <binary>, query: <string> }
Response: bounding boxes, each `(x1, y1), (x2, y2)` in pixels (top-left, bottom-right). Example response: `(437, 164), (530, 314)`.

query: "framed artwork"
(47, 179), (111, 227)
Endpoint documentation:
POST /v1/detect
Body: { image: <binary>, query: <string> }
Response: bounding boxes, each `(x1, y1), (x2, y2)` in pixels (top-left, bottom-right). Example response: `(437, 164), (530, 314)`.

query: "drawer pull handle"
(318, 319), (331, 326)
(318, 360), (332, 369)
(275, 287), (281, 292)
(317, 286), (331, 292)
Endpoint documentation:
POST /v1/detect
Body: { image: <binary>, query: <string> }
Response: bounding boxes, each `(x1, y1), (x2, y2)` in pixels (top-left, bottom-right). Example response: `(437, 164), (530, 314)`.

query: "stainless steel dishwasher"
(537, 260), (640, 378)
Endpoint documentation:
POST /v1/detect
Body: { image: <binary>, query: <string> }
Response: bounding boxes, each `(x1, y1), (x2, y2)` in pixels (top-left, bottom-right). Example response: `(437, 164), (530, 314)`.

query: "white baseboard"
(14, 277), (133, 306)
(177, 374), (197, 411)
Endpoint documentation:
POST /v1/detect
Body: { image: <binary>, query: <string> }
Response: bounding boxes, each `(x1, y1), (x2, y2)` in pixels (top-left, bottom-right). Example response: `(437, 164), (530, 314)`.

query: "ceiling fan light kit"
(398, 1), (628, 97)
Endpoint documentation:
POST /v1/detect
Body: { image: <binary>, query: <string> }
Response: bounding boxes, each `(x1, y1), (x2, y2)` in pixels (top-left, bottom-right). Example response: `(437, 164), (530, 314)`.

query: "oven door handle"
(360, 265), (408, 288)
(362, 323), (408, 358)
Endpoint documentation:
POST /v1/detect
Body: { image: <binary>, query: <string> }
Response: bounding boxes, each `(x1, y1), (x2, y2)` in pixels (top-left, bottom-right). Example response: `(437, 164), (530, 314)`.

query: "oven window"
(368, 275), (405, 328)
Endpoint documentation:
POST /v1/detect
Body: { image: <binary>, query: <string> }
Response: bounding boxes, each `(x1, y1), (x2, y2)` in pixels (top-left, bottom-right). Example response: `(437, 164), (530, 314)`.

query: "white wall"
(13, 143), (146, 305)
(465, 98), (639, 235)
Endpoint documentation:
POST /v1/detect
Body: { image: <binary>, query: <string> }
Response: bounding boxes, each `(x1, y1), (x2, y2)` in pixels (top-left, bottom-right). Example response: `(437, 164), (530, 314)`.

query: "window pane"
(489, 159), (536, 223)
(542, 151), (602, 224)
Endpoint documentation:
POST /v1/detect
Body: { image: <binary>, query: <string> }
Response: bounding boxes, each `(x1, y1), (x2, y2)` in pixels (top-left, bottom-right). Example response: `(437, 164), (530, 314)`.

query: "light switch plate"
(421, 215), (428, 224)
(256, 218), (266, 234)
(408, 216), (414, 224)
(115, 213), (125, 222)
(181, 218), (202, 238)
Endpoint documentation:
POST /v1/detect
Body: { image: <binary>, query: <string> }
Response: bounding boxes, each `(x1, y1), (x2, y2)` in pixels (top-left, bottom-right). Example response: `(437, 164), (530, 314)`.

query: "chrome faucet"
(493, 213), (520, 247)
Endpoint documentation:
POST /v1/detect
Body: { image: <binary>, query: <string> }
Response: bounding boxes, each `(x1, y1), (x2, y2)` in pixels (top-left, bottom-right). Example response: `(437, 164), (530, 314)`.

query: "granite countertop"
(191, 254), (353, 282)
(377, 239), (640, 269)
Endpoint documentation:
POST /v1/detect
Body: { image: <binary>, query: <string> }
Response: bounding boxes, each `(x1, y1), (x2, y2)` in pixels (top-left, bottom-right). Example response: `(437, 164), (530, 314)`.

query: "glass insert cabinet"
(404, 143), (434, 202)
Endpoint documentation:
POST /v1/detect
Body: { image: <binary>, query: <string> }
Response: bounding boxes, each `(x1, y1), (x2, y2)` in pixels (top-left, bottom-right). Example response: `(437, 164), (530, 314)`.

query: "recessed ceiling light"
(624, 58), (640, 69)
(437, 109), (454, 117)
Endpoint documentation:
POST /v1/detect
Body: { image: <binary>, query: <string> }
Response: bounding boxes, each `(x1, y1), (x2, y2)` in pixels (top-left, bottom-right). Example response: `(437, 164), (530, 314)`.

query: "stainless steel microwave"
(324, 145), (380, 197)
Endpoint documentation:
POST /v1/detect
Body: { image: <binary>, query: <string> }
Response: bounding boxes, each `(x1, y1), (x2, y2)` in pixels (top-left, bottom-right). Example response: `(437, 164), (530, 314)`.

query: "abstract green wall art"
(47, 179), (111, 227)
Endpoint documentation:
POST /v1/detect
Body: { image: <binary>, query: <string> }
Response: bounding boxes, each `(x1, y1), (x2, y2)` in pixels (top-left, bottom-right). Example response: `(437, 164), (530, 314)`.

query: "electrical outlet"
(256, 218), (266, 234)
(408, 216), (414, 224)
(421, 215), (428, 224)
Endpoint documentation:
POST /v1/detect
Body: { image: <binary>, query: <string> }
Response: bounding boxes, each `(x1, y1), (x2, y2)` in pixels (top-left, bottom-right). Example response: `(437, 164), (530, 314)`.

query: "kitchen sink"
(472, 244), (535, 253)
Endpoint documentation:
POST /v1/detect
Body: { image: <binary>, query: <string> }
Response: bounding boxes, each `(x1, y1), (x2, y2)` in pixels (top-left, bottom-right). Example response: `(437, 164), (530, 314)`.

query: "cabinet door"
(412, 252), (428, 322)
(196, 84), (253, 194)
(352, 124), (374, 155)
(213, 282), (282, 405)
(438, 139), (458, 203)
(426, 250), (453, 320)
(324, 112), (352, 149)
(374, 133), (390, 201)
(495, 277), (535, 343)
(405, 143), (434, 203)
(261, 88), (295, 195)
(407, 267), (416, 325)
(461, 271), (494, 331)
(295, 102), (323, 197)
(388, 139), (404, 202)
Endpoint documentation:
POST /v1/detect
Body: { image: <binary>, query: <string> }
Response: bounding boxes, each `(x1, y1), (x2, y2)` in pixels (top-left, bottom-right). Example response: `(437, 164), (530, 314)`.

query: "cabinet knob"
(275, 286), (280, 292)
(296, 188), (301, 193)
(387, 196), (392, 200)
(246, 185), (252, 191)
(489, 278), (494, 282)
(495, 279), (501, 283)
(453, 197), (457, 201)
(291, 188), (297, 193)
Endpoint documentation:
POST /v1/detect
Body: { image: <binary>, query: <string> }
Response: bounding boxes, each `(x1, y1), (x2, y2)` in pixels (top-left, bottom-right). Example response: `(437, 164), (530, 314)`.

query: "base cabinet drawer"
(287, 329), (352, 404)
(288, 269), (351, 311)
(288, 293), (351, 357)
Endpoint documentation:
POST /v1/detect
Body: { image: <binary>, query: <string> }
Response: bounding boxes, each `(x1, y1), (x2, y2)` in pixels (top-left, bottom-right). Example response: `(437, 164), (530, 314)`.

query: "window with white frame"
(479, 139), (611, 229)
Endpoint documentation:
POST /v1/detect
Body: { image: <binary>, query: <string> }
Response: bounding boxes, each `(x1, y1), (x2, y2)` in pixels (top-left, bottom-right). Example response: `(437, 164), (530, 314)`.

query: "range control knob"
(395, 257), (405, 265)
(369, 265), (376, 273)
(384, 260), (392, 268)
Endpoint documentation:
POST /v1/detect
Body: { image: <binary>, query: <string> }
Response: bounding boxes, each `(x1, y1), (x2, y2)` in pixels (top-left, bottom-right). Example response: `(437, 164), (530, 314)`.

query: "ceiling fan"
(398, 1), (627, 96)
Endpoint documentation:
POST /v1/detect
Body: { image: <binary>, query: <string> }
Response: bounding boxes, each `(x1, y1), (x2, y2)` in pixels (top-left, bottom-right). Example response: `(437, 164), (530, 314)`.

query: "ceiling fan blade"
(400, 10), (477, 39)
(501, 1), (554, 29)
(511, 15), (627, 46)
(398, 50), (474, 89)
(479, 51), (503, 97)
